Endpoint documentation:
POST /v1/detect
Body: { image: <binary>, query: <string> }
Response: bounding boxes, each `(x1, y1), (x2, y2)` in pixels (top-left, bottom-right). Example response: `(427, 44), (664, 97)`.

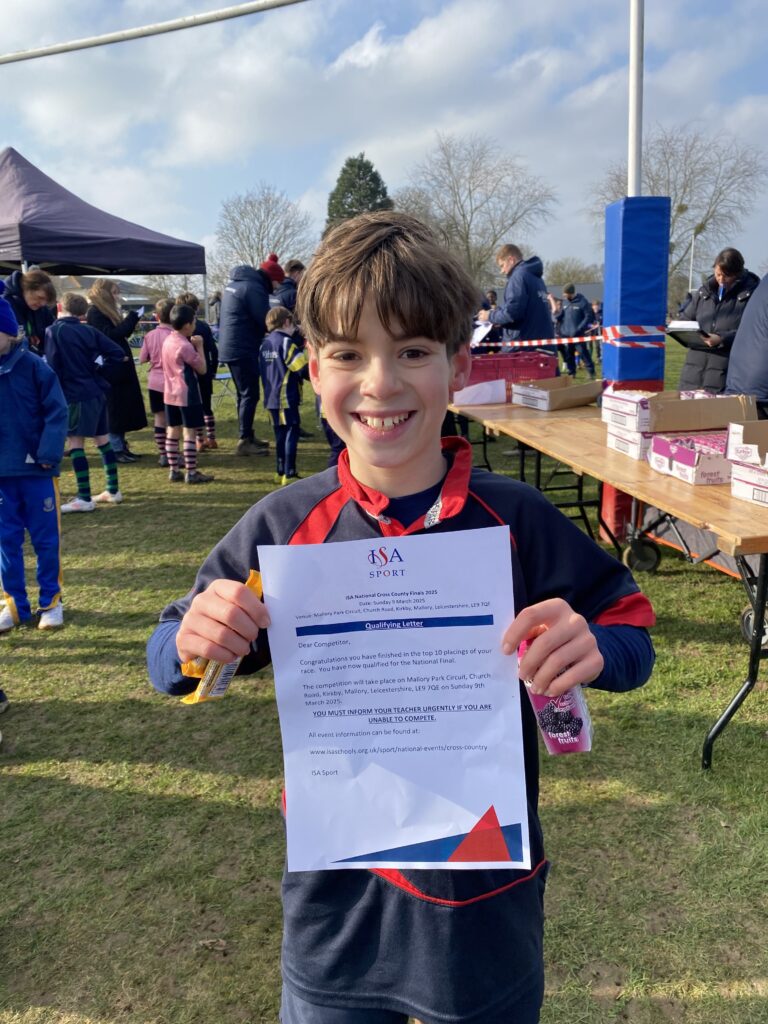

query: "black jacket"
(272, 277), (298, 311)
(726, 273), (768, 401)
(217, 265), (272, 361)
(86, 305), (147, 434)
(678, 271), (760, 393)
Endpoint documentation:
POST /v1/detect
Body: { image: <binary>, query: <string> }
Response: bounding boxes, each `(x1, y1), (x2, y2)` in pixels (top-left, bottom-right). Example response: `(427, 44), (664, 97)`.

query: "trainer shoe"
(114, 451), (137, 464)
(281, 473), (301, 486)
(0, 689), (9, 713)
(273, 473), (283, 485)
(61, 496), (96, 513)
(168, 470), (184, 483)
(158, 454), (169, 467)
(185, 470), (215, 484)
(250, 438), (270, 451)
(205, 438), (218, 449)
(236, 439), (251, 456)
(93, 490), (124, 505)
(38, 604), (64, 630)
(0, 606), (19, 633)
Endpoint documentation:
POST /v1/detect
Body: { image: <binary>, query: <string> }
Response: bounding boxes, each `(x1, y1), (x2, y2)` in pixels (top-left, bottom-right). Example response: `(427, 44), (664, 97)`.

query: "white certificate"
(259, 525), (530, 871)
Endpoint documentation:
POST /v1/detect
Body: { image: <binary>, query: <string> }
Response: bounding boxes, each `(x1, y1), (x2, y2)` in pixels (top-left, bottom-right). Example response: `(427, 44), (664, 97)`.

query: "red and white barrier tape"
(474, 324), (666, 350)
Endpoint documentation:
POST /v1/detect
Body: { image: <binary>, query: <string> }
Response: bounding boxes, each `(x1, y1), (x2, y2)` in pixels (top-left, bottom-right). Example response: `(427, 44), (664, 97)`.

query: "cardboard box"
(726, 420), (768, 469)
(605, 424), (654, 460)
(601, 390), (757, 433)
(648, 431), (731, 484)
(670, 432), (730, 486)
(731, 462), (768, 506)
(511, 377), (602, 411)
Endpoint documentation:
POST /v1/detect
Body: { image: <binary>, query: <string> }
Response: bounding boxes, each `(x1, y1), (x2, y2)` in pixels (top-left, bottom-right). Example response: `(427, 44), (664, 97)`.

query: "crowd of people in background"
(1, 233), (766, 647)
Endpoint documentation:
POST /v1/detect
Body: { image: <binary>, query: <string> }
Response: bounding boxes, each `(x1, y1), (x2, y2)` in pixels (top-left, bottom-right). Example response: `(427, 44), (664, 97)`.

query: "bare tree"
(589, 124), (767, 306)
(545, 257), (603, 288)
(142, 273), (207, 299)
(213, 183), (316, 278)
(395, 133), (556, 284)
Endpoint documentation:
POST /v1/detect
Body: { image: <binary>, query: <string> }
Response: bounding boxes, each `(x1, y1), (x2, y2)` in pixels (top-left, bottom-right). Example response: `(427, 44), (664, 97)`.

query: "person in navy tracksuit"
(477, 244), (557, 357)
(0, 282), (68, 638)
(147, 212), (655, 1024)
(555, 284), (596, 378)
(260, 306), (309, 484)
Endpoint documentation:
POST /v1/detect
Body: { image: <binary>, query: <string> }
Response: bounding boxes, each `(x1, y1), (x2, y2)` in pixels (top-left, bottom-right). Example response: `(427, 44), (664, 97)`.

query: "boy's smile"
(309, 297), (470, 497)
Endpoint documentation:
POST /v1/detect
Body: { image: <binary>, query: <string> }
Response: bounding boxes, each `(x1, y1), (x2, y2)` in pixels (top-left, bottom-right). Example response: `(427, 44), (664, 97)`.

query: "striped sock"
(204, 414), (216, 442)
(183, 438), (197, 474)
(196, 427), (205, 446)
(97, 442), (119, 494)
(166, 436), (179, 472)
(154, 425), (166, 454)
(68, 448), (91, 501)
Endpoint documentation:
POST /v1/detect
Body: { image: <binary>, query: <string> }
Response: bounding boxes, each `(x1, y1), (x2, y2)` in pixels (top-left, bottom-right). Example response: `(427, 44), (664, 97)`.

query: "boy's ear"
(308, 343), (322, 396)
(448, 344), (471, 396)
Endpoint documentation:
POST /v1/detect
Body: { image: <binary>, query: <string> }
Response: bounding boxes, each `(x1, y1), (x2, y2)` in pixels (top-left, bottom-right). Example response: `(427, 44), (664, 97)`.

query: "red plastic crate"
(468, 352), (558, 401)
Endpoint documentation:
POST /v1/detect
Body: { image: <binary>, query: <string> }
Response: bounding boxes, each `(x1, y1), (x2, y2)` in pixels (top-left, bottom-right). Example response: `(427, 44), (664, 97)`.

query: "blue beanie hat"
(0, 281), (20, 337)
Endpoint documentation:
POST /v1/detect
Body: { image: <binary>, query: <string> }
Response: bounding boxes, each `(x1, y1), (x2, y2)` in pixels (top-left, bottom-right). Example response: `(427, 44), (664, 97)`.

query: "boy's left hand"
(501, 598), (603, 697)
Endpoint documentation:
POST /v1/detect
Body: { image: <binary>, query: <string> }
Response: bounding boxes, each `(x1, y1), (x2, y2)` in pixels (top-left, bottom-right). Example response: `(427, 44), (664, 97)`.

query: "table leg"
(702, 553), (768, 769)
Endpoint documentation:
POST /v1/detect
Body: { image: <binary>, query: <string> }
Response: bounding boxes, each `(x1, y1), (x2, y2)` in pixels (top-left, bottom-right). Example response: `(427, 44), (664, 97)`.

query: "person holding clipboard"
(674, 247), (759, 394)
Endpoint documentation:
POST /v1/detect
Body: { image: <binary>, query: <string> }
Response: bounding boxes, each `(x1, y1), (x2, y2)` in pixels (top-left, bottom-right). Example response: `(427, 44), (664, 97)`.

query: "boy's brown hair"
(266, 305), (293, 332)
(175, 291), (200, 312)
(62, 292), (88, 317)
(21, 268), (57, 303)
(296, 211), (479, 355)
(156, 298), (175, 324)
(495, 243), (523, 262)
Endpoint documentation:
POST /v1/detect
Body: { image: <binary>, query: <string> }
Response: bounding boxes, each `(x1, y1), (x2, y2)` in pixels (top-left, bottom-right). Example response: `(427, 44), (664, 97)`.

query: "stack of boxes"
(601, 388), (759, 493)
(726, 421), (768, 506)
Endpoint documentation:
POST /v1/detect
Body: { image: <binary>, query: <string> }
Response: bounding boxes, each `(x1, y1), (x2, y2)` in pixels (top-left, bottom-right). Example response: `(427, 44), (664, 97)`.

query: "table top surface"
(453, 401), (768, 556)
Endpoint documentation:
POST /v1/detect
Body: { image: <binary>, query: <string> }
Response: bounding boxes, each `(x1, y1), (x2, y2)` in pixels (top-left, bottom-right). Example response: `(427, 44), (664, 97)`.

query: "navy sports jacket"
(148, 438), (654, 1020)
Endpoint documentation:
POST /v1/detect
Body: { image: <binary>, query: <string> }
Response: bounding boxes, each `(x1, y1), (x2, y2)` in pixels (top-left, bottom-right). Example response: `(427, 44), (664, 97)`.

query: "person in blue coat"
(2, 268), (56, 355)
(477, 245), (556, 356)
(271, 259), (306, 311)
(217, 258), (285, 455)
(555, 284), (596, 378)
(725, 271), (768, 416)
(0, 282), (68, 634)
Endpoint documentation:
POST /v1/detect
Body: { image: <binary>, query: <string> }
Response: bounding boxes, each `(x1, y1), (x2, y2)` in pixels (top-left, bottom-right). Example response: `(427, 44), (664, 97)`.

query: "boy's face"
(309, 296), (470, 497)
(0, 331), (15, 356)
(179, 320), (195, 337)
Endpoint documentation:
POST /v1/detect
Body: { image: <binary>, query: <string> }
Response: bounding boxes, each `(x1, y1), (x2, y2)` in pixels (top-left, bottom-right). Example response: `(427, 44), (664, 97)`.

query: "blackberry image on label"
(536, 703), (583, 738)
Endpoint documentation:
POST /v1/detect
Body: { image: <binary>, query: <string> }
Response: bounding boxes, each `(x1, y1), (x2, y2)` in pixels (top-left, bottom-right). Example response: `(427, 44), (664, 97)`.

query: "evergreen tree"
(326, 153), (393, 231)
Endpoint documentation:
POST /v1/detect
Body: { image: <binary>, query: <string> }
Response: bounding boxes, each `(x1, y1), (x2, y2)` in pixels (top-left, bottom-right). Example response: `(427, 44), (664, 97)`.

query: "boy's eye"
(328, 348), (360, 363)
(400, 347), (431, 360)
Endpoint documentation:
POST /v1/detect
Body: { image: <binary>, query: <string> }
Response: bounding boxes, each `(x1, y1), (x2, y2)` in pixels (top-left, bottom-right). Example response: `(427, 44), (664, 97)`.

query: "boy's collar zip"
(338, 437), (473, 536)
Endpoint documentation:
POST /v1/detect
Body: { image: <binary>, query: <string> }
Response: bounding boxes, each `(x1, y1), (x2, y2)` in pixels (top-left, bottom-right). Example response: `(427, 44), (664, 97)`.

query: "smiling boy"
(147, 212), (655, 1023)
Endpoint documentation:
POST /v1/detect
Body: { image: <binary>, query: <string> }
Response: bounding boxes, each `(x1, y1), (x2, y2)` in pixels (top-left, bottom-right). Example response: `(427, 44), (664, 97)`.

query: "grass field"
(1, 345), (767, 1024)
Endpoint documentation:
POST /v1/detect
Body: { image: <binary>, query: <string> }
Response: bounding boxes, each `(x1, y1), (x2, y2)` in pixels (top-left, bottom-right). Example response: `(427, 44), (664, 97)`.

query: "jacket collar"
(0, 343), (26, 376)
(337, 436), (473, 533)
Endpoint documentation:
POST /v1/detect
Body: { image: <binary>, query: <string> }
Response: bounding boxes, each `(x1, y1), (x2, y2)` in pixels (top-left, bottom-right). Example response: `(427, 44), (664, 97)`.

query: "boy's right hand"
(176, 579), (270, 666)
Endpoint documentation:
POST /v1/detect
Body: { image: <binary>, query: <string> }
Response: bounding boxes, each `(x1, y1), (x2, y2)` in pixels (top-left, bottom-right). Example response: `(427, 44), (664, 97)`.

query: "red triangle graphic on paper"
(447, 805), (513, 862)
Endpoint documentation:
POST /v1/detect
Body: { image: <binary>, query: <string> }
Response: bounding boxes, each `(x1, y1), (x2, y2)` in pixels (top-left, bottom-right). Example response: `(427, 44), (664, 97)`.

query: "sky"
(2, 0), (768, 280)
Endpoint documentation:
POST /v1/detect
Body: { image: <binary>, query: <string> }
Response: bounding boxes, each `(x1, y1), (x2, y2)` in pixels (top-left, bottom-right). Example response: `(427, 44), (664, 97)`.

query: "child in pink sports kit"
(161, 304), (213, 485)
(140, 298), (174, 466)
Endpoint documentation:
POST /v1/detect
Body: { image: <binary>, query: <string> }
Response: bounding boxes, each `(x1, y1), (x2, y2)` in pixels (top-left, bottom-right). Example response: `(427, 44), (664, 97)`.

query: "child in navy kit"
(161, 304), (213, 485)
(147, 212), (656, 1023)
(45, 293), (128, 512)
(260, 305), (308, 484)
(0, 281), (68, 634)
(139, 298), (174, 466)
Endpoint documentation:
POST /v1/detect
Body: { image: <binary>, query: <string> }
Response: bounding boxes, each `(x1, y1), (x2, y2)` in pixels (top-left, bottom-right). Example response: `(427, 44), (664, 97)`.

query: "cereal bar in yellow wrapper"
(180, 569), (262, 704)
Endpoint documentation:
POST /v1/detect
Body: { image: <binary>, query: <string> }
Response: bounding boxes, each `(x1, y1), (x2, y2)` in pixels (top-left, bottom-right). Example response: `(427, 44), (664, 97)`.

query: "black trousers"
(227, 355), (260, 440)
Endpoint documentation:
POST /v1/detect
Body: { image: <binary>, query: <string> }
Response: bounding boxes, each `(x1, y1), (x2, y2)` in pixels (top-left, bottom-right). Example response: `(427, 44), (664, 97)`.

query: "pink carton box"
(731, 463), (768, 506)
(726, 420), (768, 469)
(525, 684), (593, 755)
(670, 431), (730, 485)
(649, 431), (730, 484)
(606, 424), (654, 460)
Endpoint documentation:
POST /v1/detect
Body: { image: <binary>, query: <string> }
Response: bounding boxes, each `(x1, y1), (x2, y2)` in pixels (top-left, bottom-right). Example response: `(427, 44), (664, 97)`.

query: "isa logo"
(368, 546), (405, 578)
(43, 496), (54, 512)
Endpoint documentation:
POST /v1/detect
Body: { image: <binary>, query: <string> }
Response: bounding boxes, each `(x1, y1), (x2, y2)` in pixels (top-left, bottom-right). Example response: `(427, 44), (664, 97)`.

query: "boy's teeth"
(361, 413), (409, 431)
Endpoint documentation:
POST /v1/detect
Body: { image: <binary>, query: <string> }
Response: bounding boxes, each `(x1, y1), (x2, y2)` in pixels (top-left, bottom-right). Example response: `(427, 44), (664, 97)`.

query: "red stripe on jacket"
(593, 591), (655, 628)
